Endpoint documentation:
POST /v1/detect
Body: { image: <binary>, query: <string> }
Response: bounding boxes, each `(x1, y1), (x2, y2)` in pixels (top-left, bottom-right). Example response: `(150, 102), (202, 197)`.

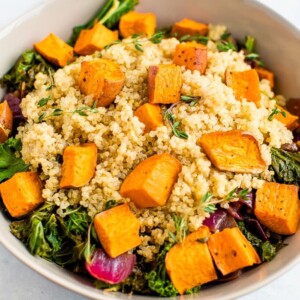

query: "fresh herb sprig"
(180, 95), (201, 106)
(164, 109), (188, 139)
(178, 34), (209, 45)
(37, 96), (51, 107)
(105, 31), (165, 52)
(37, 103), (98, 123)
(244, 35), (264, 67)
(268, 107), (287, 121)
(168, 214), (188, 243)
(217, 40), (237, 52)
(225, 187), (250, 201)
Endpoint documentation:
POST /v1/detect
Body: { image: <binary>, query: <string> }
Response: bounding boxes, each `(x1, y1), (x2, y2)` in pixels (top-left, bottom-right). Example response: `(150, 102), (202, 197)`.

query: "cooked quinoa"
(16, 25), (293, 262)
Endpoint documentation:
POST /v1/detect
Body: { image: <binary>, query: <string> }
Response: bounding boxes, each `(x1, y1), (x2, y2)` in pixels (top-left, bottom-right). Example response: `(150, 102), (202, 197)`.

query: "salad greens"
(69, 0), (139, 45)
(0, 138), (29, 183)
(270, 147), (300, 185)
(0, 50), (54, 96)
(238, 221), (281, 262)
(10, 202), (93, 271)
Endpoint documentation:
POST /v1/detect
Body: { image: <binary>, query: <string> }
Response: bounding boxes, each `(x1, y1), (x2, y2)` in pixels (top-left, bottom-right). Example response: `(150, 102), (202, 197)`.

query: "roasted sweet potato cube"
(119, 11), (156, 38)
(60, 143), (97, 189)
(34, 33), (73, 67)
(171, 18), (208, 37)
(134, 103), (163, 133)
(165, 226), (217, 294)
(94, 203), (141, 258)
(74, 22), (118, 55)
(208, 227), (261, 276)
(0, 100), (13, 143)
(173, 42), (208, 74)
(198, 130), (266, 174)
(148, 64), (182, 104)
(255, 67), (274, 89)
(274, 105), (299, 131)
(226, 69), (261, 105)
(78, 58), (125, 107)
(0, 172), (43, 218)
(255, 182), (300, 235)
(120, 153), (182, 208)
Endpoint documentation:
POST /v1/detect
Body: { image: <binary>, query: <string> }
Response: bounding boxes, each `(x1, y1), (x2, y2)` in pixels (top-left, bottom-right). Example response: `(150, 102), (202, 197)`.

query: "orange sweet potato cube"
(274, 105), (299, 131)
(94, 203), (141, 258)
(0, 100), (13, 143)
(120, 153), (182, 208)
(119, 11), (156, 38)
(148, 64), (182, 104)
(255, 67), (274, 89)
(60, 143), (97, 189)
(198, 130), (266, 174)
(34, 33), (73, 67)
(173, 42), (208, 74)
(255, 182), (300, 235)
(165, 226), (217, 294)
(74, 22), (119, 55)
(171, 18), (208, 37)
(226, 69), (261, 105)
(208, 227), (261, 276)
(134, 103), (163, 133)
(0, 172), (43, 218)
(78, 58), (125, 107)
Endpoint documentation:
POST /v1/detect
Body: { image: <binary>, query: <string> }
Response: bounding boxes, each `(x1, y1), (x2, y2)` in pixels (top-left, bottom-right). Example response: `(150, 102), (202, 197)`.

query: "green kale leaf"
(0, 138), (29, 183)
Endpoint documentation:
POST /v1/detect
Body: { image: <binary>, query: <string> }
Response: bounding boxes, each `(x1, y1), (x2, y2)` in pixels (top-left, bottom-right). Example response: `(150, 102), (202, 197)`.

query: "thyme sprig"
(168, 214), (187, 243)
(37, 96), (51, 107)
(164, 106), (188, 139)
(180, 95), (201, 106)
(37, 102), (98, 123)
(244, 35), (264, 67)
(268, 107), (287, 121)
(200, 188), (250, 213)
(104, 31), (165, 51)
(178, 34), (209, 45)
(217, 40), (237, 52)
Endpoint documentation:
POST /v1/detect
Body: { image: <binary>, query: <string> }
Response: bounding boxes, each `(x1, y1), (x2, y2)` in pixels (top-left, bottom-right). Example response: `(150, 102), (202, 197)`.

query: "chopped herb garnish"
(37, 96), (51, 107)
(268, 107), (287, 121)
(244, 35), (255, 53)
(169, 214), (187, 243)
(181, 95), (201, 106)
(243, 35), (264, 67)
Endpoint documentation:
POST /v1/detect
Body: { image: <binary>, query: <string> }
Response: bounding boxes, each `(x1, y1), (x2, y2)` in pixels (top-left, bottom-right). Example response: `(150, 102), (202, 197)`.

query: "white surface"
(0, 0), (299, 299)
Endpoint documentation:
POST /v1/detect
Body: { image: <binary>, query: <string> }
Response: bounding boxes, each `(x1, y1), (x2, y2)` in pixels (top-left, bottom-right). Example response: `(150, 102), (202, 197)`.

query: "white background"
(0, 0), (299, 299)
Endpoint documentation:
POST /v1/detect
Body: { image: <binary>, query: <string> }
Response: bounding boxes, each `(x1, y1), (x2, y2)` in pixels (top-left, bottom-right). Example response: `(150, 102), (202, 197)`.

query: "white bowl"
(0, 0), (300, 299)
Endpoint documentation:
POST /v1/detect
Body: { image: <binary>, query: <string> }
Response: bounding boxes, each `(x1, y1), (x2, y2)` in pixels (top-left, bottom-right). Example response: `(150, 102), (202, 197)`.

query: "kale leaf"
(0, 138), (29, 183)
(69, 0), (139, 46)
(238, 221), (279, 262)
(0, 50), (54, 96)
(270, 147), (300, 185)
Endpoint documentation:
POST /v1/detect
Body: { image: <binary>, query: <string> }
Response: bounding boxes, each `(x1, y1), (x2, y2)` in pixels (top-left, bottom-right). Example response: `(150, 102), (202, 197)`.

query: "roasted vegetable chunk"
(171, 18), (208, 37)
(0, 100), (13, 143)
(120, 153), (182, 208)
(226, 69), (261, 105)
(119, 11), (156, 38)
(34, 33), (73, 67)
(60, 143), (97, 189)
(255, 182), (300, 235)
(94, 203), (141, 258)
(198, 130), (266, 174)
(148, 64), (182, 104)
(208, 227), (261, 275)
(134, 103), (163, 133)
(255, 67), (274, 89)
(74, 22), (118, 55)
(165, 226), (217, 295)
(173, 42), (208, 74)
(274, 105), (299, 131)
(78, 58), (125, 107)
(0, 171), (43, 218)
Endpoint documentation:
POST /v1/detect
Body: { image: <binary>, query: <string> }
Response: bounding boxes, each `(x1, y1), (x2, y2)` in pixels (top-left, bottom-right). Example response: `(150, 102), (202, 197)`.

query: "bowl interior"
(0, 0), (300, 299)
